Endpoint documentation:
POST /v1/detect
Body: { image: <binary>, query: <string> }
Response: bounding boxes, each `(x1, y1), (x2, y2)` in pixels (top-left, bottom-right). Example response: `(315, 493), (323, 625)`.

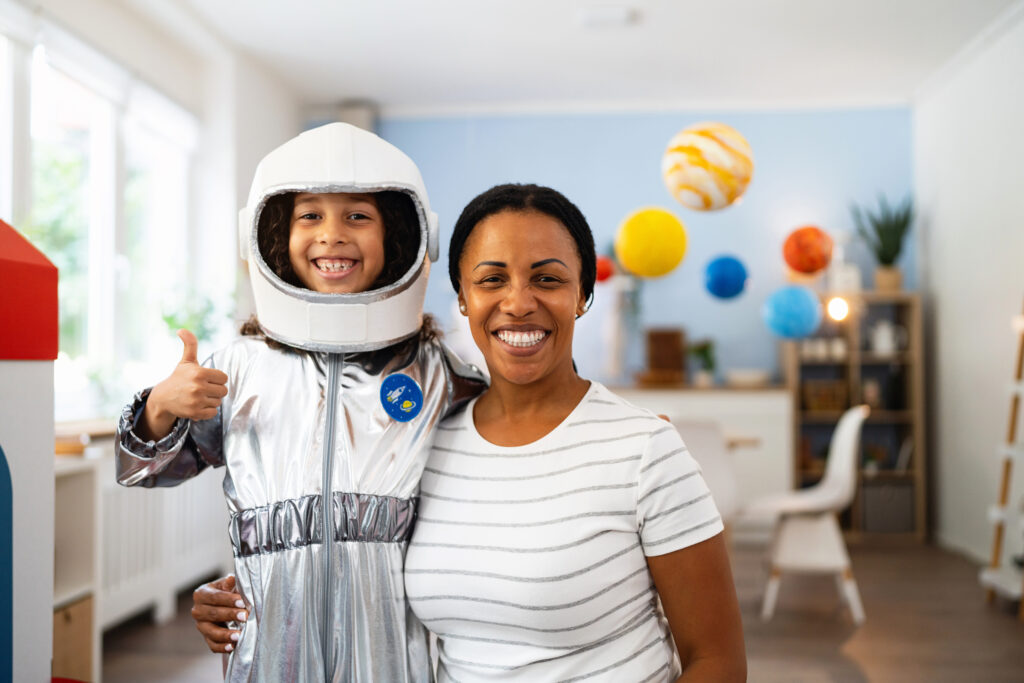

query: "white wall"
(230, 57), (302, 323)
(914, 4), (1024, 562)
(30, 0), (203, 114)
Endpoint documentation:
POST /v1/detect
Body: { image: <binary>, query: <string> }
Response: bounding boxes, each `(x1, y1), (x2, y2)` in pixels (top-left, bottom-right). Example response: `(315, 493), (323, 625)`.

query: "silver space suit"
(116, 123), (485, 682)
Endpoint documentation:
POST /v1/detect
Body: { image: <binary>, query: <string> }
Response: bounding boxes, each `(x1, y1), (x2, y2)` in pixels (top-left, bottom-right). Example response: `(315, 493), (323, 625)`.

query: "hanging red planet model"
(783, 225), (833, 274)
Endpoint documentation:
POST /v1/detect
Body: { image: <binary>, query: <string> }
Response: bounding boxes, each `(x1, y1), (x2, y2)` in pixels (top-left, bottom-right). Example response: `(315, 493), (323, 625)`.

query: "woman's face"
(458, 209), (586, 387)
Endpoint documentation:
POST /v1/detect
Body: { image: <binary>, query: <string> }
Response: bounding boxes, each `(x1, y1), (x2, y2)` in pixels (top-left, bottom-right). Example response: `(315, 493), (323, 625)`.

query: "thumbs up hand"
(138, 330), (229, 441)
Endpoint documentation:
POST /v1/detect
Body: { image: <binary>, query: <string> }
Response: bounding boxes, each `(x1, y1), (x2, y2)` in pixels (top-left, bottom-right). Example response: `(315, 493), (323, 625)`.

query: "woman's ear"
(458, 294), (468, 316)
(575, 289), (590, 319)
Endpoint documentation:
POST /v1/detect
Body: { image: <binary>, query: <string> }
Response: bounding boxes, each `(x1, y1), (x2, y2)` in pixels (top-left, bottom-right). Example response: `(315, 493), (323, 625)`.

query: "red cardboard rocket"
(0, 219), (58, 360)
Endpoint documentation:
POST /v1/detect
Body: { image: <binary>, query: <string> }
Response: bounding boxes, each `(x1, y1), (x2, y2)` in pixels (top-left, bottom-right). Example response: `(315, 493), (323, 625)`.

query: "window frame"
(2, 8), (202, 421)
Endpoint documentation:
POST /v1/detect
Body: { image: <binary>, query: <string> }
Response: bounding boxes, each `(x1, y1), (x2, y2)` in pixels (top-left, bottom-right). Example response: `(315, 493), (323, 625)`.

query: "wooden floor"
(103, 538), (1024, 682)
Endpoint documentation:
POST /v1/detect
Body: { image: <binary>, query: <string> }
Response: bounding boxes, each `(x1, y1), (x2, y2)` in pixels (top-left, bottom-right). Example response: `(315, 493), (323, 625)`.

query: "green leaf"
(850, 194), (913, 266)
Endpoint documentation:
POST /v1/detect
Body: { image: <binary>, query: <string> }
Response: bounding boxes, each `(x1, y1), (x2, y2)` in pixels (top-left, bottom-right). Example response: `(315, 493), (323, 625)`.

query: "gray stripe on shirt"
(432, 605), (655, 650)
(416, 509), (634, 528)
(644, 492), (713, 522)
(408, 566), (649, 611)
(433, 427), (672, 459)
(567, 415), (661, 428)
(423, 454), (641, 482)
(423, 586), (653, 633)
(409, 528), (618, 554)
(421, 481), (636, 505)
(405, 541), (640, 583)
(438, 610), (657, 671)
(637, 471), (699, 504)
(639, 446), (687, 474)
(562, 638), (671, 683)
(643, 515), (722, 548)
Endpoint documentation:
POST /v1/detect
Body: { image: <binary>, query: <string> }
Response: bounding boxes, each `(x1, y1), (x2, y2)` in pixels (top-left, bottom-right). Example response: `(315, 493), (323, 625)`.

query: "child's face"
(288, 192), (386, 294)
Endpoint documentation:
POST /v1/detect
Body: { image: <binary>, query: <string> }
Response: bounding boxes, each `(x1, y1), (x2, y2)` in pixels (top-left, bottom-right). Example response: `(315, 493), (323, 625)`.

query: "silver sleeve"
(115, 386), (225, 488)
(438, 339), (487, 417)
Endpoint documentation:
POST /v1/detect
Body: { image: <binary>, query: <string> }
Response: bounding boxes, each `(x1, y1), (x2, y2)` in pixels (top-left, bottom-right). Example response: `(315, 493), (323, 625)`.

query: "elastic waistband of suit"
(229, 492), (416, 557)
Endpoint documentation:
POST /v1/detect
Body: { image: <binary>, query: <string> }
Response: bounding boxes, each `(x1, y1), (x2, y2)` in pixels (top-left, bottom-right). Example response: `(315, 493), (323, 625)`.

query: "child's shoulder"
(218, 334), (269, 355)
(211, 335), (292, 368)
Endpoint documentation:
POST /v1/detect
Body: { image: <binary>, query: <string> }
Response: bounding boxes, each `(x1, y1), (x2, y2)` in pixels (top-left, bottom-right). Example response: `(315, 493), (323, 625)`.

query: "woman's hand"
(139, 330), (229, 441)
(192, 574), (248, 654)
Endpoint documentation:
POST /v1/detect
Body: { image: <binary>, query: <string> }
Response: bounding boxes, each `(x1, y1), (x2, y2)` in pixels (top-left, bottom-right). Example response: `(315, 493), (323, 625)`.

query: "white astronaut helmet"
(238, 122), (439, 352)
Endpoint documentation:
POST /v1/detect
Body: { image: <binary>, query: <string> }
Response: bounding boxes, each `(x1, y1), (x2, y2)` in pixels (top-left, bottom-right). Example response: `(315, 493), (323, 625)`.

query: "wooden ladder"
(981, 298), (1024, 619)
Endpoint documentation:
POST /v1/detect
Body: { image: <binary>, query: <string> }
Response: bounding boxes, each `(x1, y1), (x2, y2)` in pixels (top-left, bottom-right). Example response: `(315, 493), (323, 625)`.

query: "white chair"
(673, 420), (738, 524)
(739, 405), (870, 624)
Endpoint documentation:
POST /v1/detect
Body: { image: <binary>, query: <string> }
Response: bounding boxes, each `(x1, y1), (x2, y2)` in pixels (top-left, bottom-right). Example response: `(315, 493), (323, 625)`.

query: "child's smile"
(288, 192), (386, 294)
(313, 257), (357, 274)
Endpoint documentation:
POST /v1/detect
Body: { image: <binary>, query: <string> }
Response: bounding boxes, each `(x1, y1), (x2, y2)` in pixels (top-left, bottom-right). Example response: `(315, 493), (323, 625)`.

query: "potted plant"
(851, 195), (913, 292)
(688, 339), (716, 388)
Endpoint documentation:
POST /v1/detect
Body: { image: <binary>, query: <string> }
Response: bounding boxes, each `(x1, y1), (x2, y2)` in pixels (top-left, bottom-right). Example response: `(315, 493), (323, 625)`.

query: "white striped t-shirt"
(404, 381), (723, 682)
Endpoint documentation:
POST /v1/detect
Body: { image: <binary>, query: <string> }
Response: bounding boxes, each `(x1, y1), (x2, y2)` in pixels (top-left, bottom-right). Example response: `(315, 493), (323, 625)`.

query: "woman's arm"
(646, 533), (747, 682)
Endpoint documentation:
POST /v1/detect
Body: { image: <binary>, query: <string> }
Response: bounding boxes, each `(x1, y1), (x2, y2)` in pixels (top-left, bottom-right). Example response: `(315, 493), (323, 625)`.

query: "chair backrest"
(818, 405), (870, 509)
(673, 419), (738, 521)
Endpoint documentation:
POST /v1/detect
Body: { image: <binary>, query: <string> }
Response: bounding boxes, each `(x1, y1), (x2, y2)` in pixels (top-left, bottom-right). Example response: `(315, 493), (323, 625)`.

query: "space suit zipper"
(321, 353), (341, 682)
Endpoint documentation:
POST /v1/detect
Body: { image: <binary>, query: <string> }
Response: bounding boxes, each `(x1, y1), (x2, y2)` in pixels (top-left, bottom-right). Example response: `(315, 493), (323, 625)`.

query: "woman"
(194, 183), (746, 681)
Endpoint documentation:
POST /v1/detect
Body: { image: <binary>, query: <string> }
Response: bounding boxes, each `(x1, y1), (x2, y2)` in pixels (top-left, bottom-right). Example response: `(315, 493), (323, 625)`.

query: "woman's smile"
(493, 326), (551, 354)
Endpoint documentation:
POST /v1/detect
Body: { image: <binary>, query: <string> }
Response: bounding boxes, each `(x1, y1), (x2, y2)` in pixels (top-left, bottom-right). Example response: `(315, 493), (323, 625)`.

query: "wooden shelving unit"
(53, 455), (102, 682)
(783, 291), (927, 540)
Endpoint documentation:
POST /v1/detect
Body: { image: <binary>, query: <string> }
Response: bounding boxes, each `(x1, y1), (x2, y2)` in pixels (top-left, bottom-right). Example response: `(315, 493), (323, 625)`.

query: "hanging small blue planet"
(762, 285), (822, 338)
(705, 255), (748, 299)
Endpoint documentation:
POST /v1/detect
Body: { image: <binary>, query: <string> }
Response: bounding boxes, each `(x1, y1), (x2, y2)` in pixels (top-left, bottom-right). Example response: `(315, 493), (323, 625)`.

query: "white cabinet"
(609, 387), (794, 506)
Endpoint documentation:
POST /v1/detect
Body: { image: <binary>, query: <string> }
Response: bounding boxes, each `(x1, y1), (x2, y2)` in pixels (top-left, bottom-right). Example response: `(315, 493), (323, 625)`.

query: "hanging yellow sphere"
(662, 121), (754, 211)
(614, 207), (688, 278)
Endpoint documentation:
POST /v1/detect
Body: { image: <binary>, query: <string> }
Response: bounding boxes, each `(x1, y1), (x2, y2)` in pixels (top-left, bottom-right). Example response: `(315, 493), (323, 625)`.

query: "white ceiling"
(172, 0), (1019, 115)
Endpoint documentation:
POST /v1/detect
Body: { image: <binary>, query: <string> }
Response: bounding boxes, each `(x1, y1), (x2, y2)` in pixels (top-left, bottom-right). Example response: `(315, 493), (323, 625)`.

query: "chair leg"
(834, 573), (847, 603)
(761, 567), (781, 621)
(840, 568), (865, 625)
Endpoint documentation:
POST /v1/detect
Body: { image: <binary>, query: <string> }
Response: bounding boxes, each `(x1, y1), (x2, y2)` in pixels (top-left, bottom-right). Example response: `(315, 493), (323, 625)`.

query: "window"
(119, 99), (200, 398)
(26, 50), (109, 363)
(0, 34), (10, 220)
(1, 18), (206, 421)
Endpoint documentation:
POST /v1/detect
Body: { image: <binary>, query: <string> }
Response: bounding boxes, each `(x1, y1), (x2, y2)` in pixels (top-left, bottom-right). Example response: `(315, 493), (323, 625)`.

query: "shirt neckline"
(462, 380), (600, 451)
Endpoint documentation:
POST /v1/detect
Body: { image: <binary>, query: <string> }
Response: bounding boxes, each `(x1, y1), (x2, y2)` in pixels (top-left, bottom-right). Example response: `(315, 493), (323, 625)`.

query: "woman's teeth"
(496, 330), (547, 347)
(315, 258), (355, 272)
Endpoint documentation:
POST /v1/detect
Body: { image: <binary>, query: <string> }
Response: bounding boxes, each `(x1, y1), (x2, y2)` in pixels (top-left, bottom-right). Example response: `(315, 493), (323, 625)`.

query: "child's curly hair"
(240, 190), (438, 347)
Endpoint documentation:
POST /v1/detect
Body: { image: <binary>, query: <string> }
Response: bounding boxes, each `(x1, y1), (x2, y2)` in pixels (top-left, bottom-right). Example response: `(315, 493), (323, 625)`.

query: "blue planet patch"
(380, 373), (423, 422)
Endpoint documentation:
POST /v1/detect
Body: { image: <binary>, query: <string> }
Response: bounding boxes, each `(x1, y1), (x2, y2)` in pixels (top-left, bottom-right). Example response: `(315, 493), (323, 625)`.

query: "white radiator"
(97, 452), (234, 628)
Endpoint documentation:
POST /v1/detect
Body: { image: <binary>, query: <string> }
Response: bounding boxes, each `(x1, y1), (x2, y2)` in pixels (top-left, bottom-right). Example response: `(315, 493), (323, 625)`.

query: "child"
(116, 123), (484, 683)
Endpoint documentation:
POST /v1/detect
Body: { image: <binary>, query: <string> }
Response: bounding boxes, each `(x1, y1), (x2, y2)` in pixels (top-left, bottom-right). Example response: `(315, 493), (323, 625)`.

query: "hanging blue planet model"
(762, 285), (822, 338)
(705, 255), (748, 299)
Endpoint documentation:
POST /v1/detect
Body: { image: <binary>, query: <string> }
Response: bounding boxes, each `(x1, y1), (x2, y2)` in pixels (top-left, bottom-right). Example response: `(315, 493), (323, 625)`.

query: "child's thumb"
(177, 329), (199, 364)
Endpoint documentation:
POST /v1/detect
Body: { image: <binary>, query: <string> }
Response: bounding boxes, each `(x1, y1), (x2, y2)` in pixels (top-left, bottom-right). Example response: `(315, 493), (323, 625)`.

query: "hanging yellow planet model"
(661, 121), (754, 211)
(614, 207), (688, 278)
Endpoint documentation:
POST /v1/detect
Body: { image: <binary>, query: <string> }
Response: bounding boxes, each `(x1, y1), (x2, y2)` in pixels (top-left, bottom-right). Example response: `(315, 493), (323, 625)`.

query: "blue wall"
(380, 107), (913, 382)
